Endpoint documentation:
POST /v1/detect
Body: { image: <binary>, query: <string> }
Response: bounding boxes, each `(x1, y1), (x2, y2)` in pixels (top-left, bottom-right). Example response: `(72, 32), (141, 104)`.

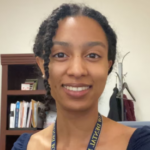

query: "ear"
(36, 56), (45, 76)
(108, 60), (113, 71)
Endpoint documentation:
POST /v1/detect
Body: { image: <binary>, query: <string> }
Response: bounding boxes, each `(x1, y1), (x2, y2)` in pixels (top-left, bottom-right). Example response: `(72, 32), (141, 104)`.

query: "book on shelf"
(31, 99), (36, 128)
(9, 99), (55, 130)
(22, 102), (28, 128)
(9, 99), (49, 129)
(15, 101), (20, 128)
(20, 101), (25, 128)
(9, 103), (15, 128)
(18, 101), (22, 128)
(26, 102), (32, 128)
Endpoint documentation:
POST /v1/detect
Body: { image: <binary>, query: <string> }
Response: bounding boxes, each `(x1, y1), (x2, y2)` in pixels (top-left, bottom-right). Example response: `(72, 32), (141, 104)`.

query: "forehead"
(53, 16), (108, 48)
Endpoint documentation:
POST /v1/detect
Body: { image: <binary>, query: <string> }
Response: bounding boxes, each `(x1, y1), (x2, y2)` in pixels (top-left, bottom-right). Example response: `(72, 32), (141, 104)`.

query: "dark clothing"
(108, 87), (136, 121)
(123, 95), (136, 121)
(12, 126), (150, 150)
(127, 126), (150, 150)
(108, 87), (122, 121)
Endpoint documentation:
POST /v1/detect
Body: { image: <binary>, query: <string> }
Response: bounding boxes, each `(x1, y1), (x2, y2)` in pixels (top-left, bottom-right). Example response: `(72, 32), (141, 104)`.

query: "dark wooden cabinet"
(0, 54), (46, 150)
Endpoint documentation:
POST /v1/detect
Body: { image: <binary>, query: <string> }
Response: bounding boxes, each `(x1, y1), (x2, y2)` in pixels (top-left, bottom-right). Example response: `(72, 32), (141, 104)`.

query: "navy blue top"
(12, 126), (150, 150)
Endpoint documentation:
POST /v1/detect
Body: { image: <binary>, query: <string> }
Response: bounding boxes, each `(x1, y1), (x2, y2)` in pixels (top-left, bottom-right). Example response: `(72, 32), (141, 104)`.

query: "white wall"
(0, 0), (150, 121)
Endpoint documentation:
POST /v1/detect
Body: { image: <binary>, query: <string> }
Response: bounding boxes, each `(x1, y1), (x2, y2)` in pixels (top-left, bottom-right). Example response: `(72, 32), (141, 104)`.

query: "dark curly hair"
(33, 3), (117, 119)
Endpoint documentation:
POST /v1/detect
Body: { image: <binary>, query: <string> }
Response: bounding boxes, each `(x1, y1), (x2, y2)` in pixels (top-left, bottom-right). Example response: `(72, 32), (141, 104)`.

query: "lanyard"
(51, 113), (102, 150)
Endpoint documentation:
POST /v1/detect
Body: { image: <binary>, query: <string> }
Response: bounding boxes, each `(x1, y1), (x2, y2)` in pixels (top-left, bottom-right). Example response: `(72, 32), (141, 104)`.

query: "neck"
(56, 105), (99, 147)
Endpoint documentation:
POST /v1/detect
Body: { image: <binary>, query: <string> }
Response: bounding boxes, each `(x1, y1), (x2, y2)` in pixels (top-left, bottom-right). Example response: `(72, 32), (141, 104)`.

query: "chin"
(61, 100), (93, 112)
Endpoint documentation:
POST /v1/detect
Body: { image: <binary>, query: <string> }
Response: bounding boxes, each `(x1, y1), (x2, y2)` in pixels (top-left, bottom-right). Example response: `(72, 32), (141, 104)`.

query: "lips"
(62, 83), (92, 98)
(62, 83), (92, 87)
(63, 85), (90, 91)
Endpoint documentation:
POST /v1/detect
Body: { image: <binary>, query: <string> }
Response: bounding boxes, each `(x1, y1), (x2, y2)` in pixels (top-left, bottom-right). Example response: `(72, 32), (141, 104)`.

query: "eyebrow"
(53, 41), (71, 46)
(53, 41), (106, 49)
(84, 41), (106, 49)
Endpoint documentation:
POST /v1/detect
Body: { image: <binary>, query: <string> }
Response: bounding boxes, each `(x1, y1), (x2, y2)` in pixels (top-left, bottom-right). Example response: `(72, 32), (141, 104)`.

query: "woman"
(12, 3), (150, 150)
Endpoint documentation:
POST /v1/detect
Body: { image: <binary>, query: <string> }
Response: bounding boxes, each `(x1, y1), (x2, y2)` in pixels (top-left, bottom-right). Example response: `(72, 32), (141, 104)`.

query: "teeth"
(64, 86), (90, 91)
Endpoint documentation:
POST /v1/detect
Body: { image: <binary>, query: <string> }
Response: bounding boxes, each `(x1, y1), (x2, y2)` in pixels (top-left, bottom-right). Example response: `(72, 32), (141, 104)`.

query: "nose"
(67, 56), (88, 78)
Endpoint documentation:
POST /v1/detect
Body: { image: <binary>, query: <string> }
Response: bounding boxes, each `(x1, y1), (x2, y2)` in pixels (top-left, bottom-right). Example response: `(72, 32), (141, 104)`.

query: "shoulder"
(127, 126), (150, 150)
(98, 117), (136, 150)
(12, 133), (32, 150)
(27, 124), (54, 150)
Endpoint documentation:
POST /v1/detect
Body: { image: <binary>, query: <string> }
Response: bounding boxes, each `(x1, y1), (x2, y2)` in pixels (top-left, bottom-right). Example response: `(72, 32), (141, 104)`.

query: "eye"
(87, 53), (100, 58)
(53, 52), (67, 58)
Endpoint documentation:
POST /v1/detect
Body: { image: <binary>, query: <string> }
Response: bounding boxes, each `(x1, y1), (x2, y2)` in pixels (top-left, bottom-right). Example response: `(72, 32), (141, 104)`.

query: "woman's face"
(40, 16), (112, 111)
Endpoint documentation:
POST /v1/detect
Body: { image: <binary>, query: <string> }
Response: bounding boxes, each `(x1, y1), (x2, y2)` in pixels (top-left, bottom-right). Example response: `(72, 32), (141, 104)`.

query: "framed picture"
(25, 79), (38, 90)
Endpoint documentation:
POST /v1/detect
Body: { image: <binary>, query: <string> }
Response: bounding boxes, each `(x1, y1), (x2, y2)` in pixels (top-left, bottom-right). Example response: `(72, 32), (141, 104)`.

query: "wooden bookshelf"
(0, 54), (45, 150)
(7, 90), (46, 95)
(5, 130), (37, 135)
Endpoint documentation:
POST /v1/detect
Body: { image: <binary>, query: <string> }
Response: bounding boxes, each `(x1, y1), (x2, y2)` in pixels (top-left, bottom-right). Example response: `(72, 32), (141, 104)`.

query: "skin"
(27, 16), (136, 150)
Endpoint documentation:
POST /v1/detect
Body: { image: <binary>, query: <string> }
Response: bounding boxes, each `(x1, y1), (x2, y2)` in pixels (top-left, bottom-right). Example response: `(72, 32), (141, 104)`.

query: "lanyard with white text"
(51, 113), (102, 150)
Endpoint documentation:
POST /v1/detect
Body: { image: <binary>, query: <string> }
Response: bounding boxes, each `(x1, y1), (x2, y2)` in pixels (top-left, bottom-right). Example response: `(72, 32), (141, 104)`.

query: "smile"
(63, 86), (90, 92)
(62, 84), (92, 98)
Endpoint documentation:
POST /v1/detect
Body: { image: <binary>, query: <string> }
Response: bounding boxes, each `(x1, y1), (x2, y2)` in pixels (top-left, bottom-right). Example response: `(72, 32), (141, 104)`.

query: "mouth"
(62, 84), (92, 98)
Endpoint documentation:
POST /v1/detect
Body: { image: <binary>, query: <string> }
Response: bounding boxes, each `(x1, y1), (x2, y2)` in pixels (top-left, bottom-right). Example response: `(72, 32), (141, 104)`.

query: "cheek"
(92, 69), (108, 99)
(89, 63), (108, 86)
(94, 69), (108, 84)
(48, 62), (66, 89)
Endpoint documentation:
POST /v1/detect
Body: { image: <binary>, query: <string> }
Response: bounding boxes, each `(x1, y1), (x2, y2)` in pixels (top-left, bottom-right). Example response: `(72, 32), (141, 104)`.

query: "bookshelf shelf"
(7, 90), (46, 95)
(5, 130), (38, 135)
(0, 54), (45, 150)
